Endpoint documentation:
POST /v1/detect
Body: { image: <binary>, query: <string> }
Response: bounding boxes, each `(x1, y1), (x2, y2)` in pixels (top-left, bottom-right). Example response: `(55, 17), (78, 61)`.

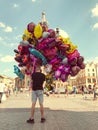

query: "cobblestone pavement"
(0, 93), (98, 130)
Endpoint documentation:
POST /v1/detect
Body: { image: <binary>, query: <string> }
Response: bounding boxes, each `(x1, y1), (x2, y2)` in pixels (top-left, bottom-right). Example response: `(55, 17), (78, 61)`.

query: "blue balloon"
(14, 65), (24, 80)
(29, 48), (47, 65)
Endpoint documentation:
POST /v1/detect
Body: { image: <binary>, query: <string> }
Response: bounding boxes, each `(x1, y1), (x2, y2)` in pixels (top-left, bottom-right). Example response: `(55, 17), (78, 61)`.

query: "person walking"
(27, 67), (46, 124)
(64, 85), (68, 97)
(0, 81), (6, 103)
(93, 83), (98, 100)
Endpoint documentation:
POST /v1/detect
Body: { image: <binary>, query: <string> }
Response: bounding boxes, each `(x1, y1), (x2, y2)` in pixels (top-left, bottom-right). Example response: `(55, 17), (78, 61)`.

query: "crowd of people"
(0, 81), (12, 103)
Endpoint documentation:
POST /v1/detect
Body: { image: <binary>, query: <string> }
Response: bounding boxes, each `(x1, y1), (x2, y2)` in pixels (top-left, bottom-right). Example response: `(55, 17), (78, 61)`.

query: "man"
(27, 67), (46, 124)
(93, 83), (98, 100)
(0, 81), (5, 103)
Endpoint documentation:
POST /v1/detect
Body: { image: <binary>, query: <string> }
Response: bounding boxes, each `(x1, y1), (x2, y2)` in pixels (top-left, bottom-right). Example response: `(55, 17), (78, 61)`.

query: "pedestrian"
(27, 67), (46, 124)
(64, 85), (68, 97)
(50, 83), (56, 96)
(56, 83), (60, 97)
(0, 81), (6, 103)
(72, 85), (77, 97)
(93, 83), (98, 100)
(81, 86), (84, 95)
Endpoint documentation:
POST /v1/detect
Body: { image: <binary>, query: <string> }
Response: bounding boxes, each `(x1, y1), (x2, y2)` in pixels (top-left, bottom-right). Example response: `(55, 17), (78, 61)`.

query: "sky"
(0, 0), (98, 78)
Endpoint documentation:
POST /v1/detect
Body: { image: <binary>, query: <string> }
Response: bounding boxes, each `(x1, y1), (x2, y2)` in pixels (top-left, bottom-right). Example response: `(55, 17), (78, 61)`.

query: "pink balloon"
(48, 29), (56, 38)
(60, 74), (68, 82)
(55, 69), (61, 79)
(63, 66), (70, 74)
(68, 57), (77, 66)
(67, 50), (80, 60)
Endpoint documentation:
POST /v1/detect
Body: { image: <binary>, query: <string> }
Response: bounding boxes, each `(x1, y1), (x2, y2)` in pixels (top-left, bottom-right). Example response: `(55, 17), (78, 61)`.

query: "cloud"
(32, 0), (36, 2)
(13, 4), (19, 8)
(92, 23), (98, 30)
(4, 26), (13, 32)
(0, 55), (14, 62)
(0, 22), (13, 32)
(0, 22), (6, 28)
(91, 4), (98, 17)
(0, 37), (4, 41)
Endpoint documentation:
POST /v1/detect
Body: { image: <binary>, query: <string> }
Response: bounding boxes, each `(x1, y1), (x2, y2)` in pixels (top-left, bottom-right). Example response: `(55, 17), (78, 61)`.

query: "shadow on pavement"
(0, 107), (98, 130)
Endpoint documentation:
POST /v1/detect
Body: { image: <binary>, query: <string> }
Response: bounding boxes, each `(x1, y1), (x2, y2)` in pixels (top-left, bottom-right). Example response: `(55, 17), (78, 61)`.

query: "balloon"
(44, 47), (58, 59)
(25, 64), (32, 75)
(63, 66), (70, 74)
(27, 22), (36, 33)
(66, 43), (77, 54)
(18, 62), (26, 67)
(14, 65), (24, 80)
(42, 31), (50, 38)
(20, 40), (29, 46)
(22, 54), (29, 64)
(23, 29), (32, 40)
(30, 54), (37, 72)
(60, 73), (68, 82)
(48, 29), (56, 38)
(14, 18), (85, 82)
(77, 56), (84, 65)
(29, 48), (47, 65)
(49, 57), (61, 66)
(79, 63), (85, 69)
(14, 56), (22, 62)
(67, 50), (80, 60)
(61, 57), (68, 65)
(68, 57), (77, 66)
(14, 49), (19, 54)
(34, 24), (43, 39)
(70, 66), (80, 76)
(55, 69), (61, 79)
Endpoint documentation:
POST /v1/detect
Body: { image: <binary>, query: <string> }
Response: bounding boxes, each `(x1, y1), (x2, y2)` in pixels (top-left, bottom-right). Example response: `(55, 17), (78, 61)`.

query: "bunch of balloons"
(14, 20), (85, 82)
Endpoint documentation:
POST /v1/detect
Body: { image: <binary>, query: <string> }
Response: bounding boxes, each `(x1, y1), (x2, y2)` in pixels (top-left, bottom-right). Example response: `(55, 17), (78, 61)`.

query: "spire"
(41, 11), (48, 26)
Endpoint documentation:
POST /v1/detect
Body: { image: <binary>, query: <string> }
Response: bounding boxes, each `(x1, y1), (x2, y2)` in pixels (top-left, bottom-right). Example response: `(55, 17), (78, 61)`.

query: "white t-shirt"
(0, 83), (5, 92)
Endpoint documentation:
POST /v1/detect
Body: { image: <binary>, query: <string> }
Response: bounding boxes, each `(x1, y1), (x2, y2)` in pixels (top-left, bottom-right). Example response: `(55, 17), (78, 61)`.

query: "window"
(92, 73), (95, 76)
(92, 78), (96, 83)
(88, 73), (90, 76)
(87, 78), (91, 83)
(92, 69), (94, 72)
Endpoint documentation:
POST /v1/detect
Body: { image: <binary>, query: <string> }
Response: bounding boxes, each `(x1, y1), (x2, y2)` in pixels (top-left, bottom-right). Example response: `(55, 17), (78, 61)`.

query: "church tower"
(41, 12), (48, 27)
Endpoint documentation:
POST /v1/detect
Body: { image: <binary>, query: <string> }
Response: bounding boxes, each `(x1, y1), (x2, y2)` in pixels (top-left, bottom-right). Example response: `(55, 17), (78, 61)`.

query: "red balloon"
(77, 56), (84, 65)
(70, 66), (80, 76)
(79, 63), (85, 69)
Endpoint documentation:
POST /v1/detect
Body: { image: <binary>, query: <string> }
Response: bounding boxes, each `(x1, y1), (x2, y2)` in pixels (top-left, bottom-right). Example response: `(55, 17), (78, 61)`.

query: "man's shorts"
(31, 90), (43, 104)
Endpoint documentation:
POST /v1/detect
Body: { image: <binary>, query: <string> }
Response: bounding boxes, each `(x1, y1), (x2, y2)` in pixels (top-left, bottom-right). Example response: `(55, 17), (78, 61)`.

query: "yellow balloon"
(23, 29), (32, 40)
(34, 24), (42, 39)
(66, 43), (77, 54)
